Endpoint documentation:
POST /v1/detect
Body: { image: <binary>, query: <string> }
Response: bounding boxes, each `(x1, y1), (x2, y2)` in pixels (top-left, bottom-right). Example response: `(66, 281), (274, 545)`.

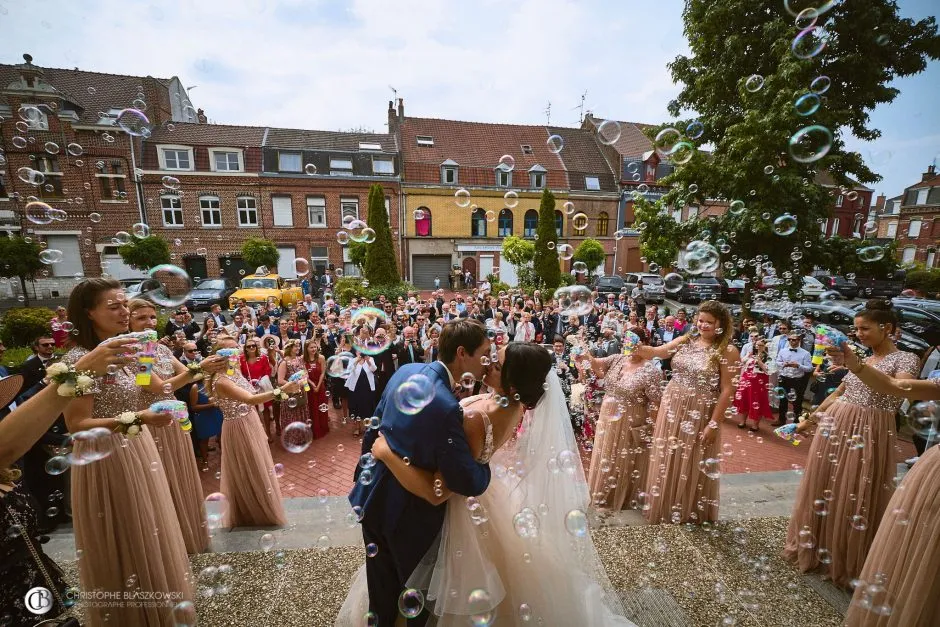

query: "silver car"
(623, 272), (665, 304)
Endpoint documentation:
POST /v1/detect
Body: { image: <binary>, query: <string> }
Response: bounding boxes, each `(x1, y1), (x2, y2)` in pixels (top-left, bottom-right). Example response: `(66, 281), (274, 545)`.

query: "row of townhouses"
(0, 54), (930, 297)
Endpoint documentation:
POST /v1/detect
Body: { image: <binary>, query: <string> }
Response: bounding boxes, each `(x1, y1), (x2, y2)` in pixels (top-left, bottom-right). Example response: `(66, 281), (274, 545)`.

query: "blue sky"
(0, 0), (936, 201)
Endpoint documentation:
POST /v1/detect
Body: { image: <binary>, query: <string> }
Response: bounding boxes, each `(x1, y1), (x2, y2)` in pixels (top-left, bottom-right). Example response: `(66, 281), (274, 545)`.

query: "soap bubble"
(792, 25), (828, 59)
(555, 285), (594, 317)
(504, 190), (519, 208)
(398, 589), (425, 618)
(789, 125), (832, 163)
(147, 264), (193, 307)
(557, 244), (575, 261)
(455, 189), (471, 208)
(39, 249), (64, 264)
(596, 119), (622, 145)
(497, 154), (515, 171)
(744, 74), (764, 92)
(773, 214), (798, 236)
(326, 353), (355, 378)
(395, 373), (435, 415)
(663, 273), (685, 293)
(686, 120), (704, 140)
(294, 258), (310, 276)
(24, 202), (54, 226)
(546, 134), (564, 154)
(564, 509), (588, 537)
(351, 308), (392, 355)
(810, 75), (831, 94)
(304, 163), (317, 175)
(132, 222), (150, 239)
(794, 93), (821, 116)
(858, 246), (885, 263)
(116, 108), (151, 136)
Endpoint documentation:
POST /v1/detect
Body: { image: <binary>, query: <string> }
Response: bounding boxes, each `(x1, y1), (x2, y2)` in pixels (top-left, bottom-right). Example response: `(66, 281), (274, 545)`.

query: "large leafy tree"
(815, 236), (898, 279)
(532, 189), (561, 288)
(0, 236), (44, 307)
(363, 184), (400, 285)
(633, 196), (693, 272)
(118, 236), (171, 271)
(501, 236), (536, 287)
(241, 237), (279, 273)
(649, 0), (939, 311)
(572, 239), (606, 279)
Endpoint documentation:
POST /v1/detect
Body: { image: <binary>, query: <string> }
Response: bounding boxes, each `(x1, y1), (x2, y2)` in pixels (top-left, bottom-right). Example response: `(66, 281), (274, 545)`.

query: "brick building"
(390, 100), (619, 288)
(0, 54), (196, 297)
(139, 123), (400, 283)
(895, 164), (940, 267)
(813, 171), (874, 239)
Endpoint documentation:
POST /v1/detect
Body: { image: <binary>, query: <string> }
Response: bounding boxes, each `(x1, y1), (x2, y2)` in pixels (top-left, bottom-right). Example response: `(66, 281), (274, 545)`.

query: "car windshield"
(803, 277), (823, 287)
(241, 278), (278, 289)
(196, 280), (227, 290)
(598, 277), (623, 286)
(640, 275), (664, 285)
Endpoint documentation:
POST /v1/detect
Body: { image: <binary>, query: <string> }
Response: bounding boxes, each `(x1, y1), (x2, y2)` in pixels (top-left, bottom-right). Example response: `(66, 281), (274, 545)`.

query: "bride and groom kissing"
(338, 318), (636, 626)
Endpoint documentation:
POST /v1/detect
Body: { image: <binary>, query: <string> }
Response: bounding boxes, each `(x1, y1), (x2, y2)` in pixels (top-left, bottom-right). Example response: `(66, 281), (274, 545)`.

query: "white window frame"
(530, 172), (545, 189)
(20, 104), (49, 130)
(306, 196), (326, 228)
(441, 166), (457, 185)
(416, 135), (434, 147)
(820, 218), (828, 235)
(272, 195), (294, 227)
(916, 189), (929, 205)
(497, 169), (512, 188)
(199, 196), (221, 227)
(278, 152), (302, 172)
(672, 207), (682, 223)
(310, 246), (329, 275)
(341, 197), (359, 221)
(161, 195), (184, 227)
(687, 205), (699, 220)
(209, 148), (244, 173)
(908, 218), (922, 238)
(237, 196), (259, 227)
(157, 145), (194, 171)
(852, 215), (863, 238)
(330, 158), (353, 174)
(585, 176), (600, 190)
(902, 246), (917, 264)
(831, 217), (840, 236)
(886, 221), (898, 238)
(372, 157), (394, 175)
(359, 142), (382, 151)
(835, 195), (843, 207)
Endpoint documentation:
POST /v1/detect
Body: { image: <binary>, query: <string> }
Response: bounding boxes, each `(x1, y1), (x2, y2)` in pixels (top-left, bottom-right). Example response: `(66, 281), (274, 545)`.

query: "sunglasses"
(39, 343), (55, 348)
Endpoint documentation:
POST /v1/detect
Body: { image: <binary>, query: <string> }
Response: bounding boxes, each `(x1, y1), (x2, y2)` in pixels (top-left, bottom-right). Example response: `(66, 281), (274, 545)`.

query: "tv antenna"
(544, 101), (552, 125)
(574, 90), (588, 123)
(389, 85), (398, 102)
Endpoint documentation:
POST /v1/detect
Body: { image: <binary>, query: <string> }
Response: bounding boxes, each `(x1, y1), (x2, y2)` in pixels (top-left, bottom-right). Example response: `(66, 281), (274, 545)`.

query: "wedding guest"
(811, 350), (848, 406)
(275, 340), (308, 438)
(637, 300), (740, 524)
(347, 347), (378, 435)
(396, 326), (425, 366)
(775, 331), (814, 425)
(196, 315), (220, 356)
(209, 336), (301, 527)
(733, 338), (772, 431)
(581, 327), (663, 511)
(783, 300), (919, 587)
(240, 338), (277, 443)
(513, 311), (537, 343)
(50, 306), (69, 347)
(303, 337), (329, 439)
(188, 380), (223, 472)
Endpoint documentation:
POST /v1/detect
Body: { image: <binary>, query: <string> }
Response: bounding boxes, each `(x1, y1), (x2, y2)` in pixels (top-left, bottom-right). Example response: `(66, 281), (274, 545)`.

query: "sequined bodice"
(62, 346), (144, 416)
(669, 342), (721, 396)
(477, 409), (495, 464)
(603, 358), (663, 409)
(837, 351), (920, 411)
(283, 357), (304, 381)
(212, 372), (256, 420)
(139, 343), (179, 407)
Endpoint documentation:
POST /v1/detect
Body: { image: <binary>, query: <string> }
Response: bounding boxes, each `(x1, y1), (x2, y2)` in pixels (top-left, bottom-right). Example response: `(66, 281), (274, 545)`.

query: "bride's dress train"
(336, 371), (635, 626)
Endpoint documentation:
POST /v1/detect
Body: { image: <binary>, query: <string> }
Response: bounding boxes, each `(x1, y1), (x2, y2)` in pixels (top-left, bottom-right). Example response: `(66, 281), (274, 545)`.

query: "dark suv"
(591, 275), (625, 297)
(677, 277), (723, 303)
(813, 274), (859, 299)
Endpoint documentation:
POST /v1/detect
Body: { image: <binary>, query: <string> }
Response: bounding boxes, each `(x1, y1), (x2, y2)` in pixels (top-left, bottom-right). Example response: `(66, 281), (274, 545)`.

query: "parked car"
(124, 278), (169, 306)
(228, 273), (303, 311)
(623, 272), (665, 304)
(855, 272), (906, 299)
(720, 278), (745, 303)
(185, 278), (238, 311)
(892, 297), (940, 316)
(676, 276), (723, 303)
(801, 276), (825, 301)
(812, 273), (859, 299)
(590, 274), (625, 297)
(854, 299), (940, 348)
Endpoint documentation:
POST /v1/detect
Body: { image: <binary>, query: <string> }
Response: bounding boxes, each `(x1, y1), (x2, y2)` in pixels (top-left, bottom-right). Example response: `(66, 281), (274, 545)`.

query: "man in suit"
(17, 335), (57, 401)
(396, 326), (425, 366)
(255, 314), (280, 338)
(208, 304), (227, 328)
(351, 319), (492, 624)
(320, 267), (335, 298)
(595, 324), (622, 357)
(775, 332), (814, 425)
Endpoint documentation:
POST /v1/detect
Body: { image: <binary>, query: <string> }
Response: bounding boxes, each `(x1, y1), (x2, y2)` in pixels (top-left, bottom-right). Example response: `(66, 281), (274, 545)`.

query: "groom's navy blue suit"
(349, 361), (491, 626)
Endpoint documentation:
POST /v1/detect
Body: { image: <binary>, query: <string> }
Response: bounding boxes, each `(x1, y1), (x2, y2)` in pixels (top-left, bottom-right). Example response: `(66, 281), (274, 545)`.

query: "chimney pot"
(923, 164), (936, 181)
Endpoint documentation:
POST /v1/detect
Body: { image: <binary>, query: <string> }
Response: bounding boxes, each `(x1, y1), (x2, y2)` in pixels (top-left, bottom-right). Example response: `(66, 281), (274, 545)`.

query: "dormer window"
(521, 145), (533, 155)
(158, 145), (194, 171)
(416, 135), (434, 147)
(19, 105), (48, 130)
(585, 176), (600, 191)
(496, 167), (512, 188)
(440, 159), (459, 185)
(359, 142), (382, 151)
(330, 158), (353, 175)
(209, 148), (244, 173)
(528, 164), (547, 189)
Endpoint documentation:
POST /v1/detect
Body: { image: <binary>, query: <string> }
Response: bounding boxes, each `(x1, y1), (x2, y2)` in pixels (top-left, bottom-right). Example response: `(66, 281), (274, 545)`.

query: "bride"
(336, 341), (636, 626)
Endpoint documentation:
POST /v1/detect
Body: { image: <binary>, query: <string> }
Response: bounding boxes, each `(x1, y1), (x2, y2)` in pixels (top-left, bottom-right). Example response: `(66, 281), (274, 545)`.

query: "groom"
(350, 318), (493, 625)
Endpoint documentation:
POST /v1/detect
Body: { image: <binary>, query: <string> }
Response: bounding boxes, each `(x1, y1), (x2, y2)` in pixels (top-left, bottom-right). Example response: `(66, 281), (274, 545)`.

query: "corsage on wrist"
(116, 411), (143, 437)
(272, 387), (289, 402)
(186, 362), (205, 380)
(45, 362), (96, 397)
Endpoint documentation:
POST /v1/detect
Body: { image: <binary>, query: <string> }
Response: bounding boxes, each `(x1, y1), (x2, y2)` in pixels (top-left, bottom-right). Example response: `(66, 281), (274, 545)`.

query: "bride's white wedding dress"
(336, 371), (636, 626)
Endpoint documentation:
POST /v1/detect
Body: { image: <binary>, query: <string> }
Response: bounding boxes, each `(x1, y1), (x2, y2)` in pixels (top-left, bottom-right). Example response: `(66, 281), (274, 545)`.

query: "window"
(672, 208), (682, 223)
(886, 221), (898, 238)
(471, 208), (486, 237)
(278, 152), (302, 172)
(46, 235), (80, 277)
(521, 145), (533, 155)
(310, 246), (329, 276)
(909, 218), (922, 238)
(330, 158), (353, 174)
(574, 215), (587, 236)
(359, 142), (382, 151)
(372, 158), (394, 175)
(523, 210), (539, 238)
(820, 218), (828, 235)
(498, 209), (513, 237)
(212, 150), (241, 172)
(530, 172), (545, 189)
(0, 172), (7, 198)
(415, 207), (431, 237)
(686, 206), (699, 220)
(35, 156), (60, 173)
(835, 195), (844, 207)
(342, 245), (361, 278)
(916, 189), (929, 205)
(497, 168), (512, 187)
(20, 105), (48, 130)
(416, 136), (434, 147)
(596, 211), (609, 236)
(237, 196), (258, 226)
(555, 211), (563, 237)
(272, 196), (293, 227)
(902, 246), (917, 264)
(831, 217), (840, 236)
(852, 215), (863, 237)
(928, 249), (936, 269)
(306, 196), (326, 227)
(200, 196), (221, 226)
(585, 176), (601, 191)
(161, 196), (183, 226)
(162, 148), (192, 170)
(97, 160), (126, 199)
(441, 166), (458, 185)
(341, 197), (359, 221)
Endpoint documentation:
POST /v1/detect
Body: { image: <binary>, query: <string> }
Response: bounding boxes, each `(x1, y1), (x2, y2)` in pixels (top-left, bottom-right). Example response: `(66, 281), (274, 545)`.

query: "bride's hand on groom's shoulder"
(371, 432), (391, 461)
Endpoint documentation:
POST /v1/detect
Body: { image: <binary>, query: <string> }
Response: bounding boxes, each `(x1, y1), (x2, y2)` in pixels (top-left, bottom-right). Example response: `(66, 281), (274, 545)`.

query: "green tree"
(633, 196), (692, 272)
(117, 236), (171, 271)
(0, 236), (45, 307)
(241, 237), (279, 273)
(348, 240), (369, 273)
(533, 189), (561, 288)
(363, 184), (399, 285)
(816, 237), (898, 280)
(650, 0), (939, 313)
(572, 239), (606, 279)
(502, 236), (536, 289)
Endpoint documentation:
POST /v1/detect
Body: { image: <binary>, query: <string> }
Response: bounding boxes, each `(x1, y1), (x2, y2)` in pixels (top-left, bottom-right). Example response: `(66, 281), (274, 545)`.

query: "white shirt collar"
(435, 360), (456, 388)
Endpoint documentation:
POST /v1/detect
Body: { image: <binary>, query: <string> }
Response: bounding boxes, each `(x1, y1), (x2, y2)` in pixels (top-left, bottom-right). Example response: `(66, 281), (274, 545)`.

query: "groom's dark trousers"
(349, 361), (491, 627)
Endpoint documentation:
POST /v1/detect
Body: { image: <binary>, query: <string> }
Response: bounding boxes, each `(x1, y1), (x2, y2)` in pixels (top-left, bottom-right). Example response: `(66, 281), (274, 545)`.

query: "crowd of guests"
(0, 276), (937, 626)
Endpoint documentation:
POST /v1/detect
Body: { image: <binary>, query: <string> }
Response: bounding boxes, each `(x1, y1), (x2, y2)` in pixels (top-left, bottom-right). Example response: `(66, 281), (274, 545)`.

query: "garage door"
(46, 235), (82, 277)
(277, 246), (297, 279)
(100, 246), (147, 280)
(412, 255), (452, 289)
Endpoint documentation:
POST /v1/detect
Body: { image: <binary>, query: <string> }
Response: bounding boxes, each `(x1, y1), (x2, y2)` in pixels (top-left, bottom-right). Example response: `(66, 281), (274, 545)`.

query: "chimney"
(875, 194), (886, 211)
(197, 108), (207, 124)
(17, 53), (44, 89)
(397, 98), (404, 122)
(924, 164), (937, 181)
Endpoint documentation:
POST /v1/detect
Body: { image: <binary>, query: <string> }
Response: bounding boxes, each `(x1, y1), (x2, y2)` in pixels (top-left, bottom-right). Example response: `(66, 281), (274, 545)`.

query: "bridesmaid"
(240, 338), (277, 442)
(783, 300), (918, 588)
(636, 300), (740, 525)
(580, 327), (663, 512)
(210, 334), (301, 527)
(303, 337), (329, 439)
(128, 298), (209, 554)
(276, 339), (308, 434)
(836, 344), (939, 627)
(61, 278), (213, 626)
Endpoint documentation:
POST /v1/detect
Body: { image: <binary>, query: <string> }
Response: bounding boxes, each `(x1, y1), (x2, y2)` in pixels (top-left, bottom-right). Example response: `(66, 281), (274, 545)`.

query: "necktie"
(409, 345), (415, 363)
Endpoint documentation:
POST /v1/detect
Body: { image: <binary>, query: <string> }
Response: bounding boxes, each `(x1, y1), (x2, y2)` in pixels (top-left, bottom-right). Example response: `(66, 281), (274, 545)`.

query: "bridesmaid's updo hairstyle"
(67, 277), (123, 350)
(501, 342), (553, 409)
(855, 298), (899, 334)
